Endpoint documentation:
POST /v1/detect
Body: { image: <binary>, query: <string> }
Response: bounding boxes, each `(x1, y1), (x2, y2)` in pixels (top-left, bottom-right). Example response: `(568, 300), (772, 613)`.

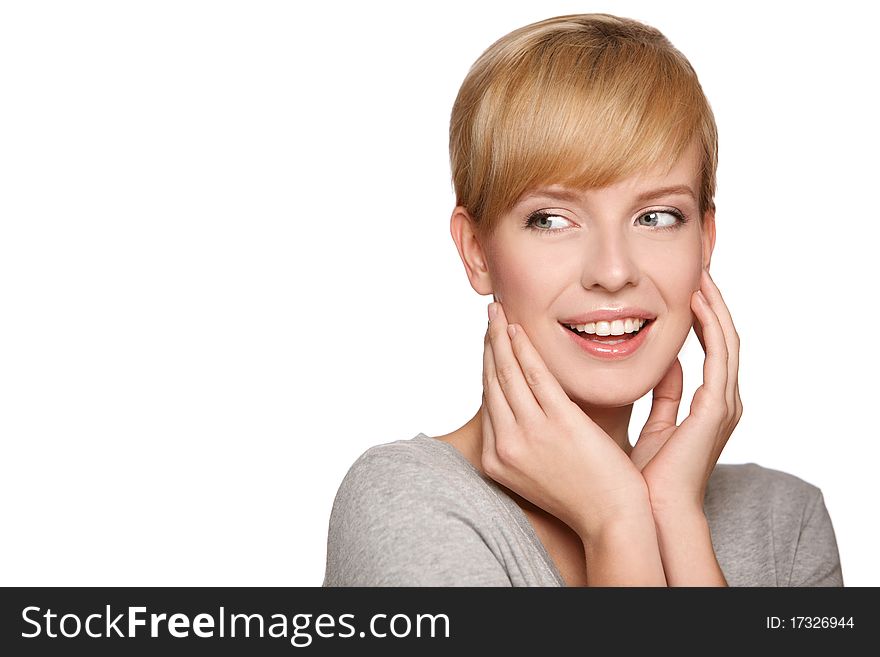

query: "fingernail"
(488, 302), (498, 321)
(696, 290), (707, 303)
(507, 324), (517, 338)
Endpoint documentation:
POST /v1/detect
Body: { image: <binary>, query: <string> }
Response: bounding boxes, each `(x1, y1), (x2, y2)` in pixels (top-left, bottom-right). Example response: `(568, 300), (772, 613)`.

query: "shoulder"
(705, 463), (842, 586)
(322, 436), (512, 586)
(332, 436), (471, 508)
(707, 462), (820, 509)
(705, 461), (822, 540)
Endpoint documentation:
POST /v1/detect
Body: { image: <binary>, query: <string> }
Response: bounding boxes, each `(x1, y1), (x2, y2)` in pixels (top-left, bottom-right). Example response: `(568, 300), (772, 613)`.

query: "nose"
(580, 225), (640, 291)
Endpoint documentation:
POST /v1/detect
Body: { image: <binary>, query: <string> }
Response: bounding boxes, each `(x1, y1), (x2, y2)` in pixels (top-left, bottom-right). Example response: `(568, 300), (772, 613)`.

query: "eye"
(637, 209), (687, 231)
(523, 207), (689, 235)
(523, 211), (574, 233)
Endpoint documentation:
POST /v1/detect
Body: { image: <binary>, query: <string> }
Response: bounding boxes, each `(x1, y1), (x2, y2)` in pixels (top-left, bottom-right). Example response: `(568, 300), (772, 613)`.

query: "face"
(453, 138), (716, 408)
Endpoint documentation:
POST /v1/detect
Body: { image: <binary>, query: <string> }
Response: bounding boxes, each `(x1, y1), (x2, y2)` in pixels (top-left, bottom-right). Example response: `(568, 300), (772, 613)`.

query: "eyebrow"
(521, 184), (697, 204)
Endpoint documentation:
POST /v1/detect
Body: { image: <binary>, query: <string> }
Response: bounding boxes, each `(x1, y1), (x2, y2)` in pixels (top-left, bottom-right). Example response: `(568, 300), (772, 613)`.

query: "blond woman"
(323, 13), (843, 587)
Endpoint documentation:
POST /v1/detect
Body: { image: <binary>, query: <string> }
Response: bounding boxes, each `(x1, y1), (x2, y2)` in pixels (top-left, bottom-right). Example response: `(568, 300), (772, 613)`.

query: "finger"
(692, 311), (706, 352)
(735, 379), (743, 420)
(700, 269), (741, 415)
(483, 324), (515, 433)
(480, 390), (497, 464)
(631, 357), (684, 470)
(488, 302), (543, 423)
(505, 321), (571, 417)
(692, 288), (728, 408)
(643, 357), (683, 431)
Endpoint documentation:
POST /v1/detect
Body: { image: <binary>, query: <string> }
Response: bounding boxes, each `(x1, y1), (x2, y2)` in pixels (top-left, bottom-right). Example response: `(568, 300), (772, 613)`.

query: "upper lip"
(559, 307), (657, 325)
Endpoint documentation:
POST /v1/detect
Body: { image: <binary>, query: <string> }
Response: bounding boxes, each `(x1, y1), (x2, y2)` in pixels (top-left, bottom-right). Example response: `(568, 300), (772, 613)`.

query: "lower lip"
(560, 320), (654, 360)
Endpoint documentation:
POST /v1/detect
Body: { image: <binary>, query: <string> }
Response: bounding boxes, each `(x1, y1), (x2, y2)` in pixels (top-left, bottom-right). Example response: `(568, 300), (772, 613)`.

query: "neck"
(569, 400), (635, 457)
(454, 398), (634, 468)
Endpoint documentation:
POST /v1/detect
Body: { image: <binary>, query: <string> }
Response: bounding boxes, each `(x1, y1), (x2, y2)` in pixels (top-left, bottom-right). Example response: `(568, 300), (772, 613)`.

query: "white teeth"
(565, 318), (648, 335)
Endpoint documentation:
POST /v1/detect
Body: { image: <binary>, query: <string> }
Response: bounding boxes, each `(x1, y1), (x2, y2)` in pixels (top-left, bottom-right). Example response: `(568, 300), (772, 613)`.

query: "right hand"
(481, 301), (652, 540)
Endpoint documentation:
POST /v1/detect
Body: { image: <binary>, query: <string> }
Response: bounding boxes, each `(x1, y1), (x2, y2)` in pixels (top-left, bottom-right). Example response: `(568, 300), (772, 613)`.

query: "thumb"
(630, 358), (683, 469)
(643, 357), (684, 431)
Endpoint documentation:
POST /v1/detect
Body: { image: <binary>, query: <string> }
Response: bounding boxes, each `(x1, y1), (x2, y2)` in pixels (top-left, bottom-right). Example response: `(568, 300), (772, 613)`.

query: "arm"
(651, 505), (727, 586)
(630, 269), (738, 586)
(482, 305), (672, 587)
(577, 499), (668, 586)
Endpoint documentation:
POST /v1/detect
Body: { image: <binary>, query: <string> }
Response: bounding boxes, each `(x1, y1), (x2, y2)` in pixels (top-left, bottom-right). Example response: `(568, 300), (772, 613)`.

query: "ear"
(450, 206), (495, 297)
(701, 207), (717, 271)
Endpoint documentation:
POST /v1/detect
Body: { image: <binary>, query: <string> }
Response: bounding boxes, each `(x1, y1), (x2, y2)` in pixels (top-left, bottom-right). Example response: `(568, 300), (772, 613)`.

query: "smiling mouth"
(561, 319), (654, 344)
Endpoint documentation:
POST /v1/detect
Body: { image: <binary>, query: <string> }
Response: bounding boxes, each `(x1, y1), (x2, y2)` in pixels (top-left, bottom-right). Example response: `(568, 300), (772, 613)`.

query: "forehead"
(520, 182), (697, 205)
(519, 140), (702, 206)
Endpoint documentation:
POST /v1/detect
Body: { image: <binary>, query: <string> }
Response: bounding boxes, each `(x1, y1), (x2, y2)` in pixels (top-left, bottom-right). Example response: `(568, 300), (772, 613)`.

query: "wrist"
(651, 507), (726, 586)
(577, 508), (667, 586)
(651, 507), (712, 541)
(646, 486), (705, 518)
(574, 496), (656, 546)
(650, 499), (707, 524)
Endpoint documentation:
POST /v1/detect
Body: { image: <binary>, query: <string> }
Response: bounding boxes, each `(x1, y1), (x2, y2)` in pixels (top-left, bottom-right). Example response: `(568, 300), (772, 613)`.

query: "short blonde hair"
(449, 13), (718, 240)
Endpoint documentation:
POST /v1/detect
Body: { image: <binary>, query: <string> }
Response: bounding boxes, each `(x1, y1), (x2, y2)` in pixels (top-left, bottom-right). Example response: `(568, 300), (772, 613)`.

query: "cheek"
(654, 247), (702, 299)
(491, 250), (563, 304)
(670, 268), (702, 303)
(652, 257), (702, 333)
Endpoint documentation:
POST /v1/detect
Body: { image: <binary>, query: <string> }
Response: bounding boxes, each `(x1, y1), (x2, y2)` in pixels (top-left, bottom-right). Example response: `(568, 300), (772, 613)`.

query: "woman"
(322, 13), (843, 586)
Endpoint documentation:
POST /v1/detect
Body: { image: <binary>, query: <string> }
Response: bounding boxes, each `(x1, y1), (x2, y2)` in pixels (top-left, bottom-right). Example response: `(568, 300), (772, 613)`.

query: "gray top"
(323, 433), (843, 587)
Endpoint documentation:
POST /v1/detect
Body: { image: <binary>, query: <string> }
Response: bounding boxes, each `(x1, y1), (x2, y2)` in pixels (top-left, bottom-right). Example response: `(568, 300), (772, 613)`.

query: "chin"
(563, 383), (645, 408)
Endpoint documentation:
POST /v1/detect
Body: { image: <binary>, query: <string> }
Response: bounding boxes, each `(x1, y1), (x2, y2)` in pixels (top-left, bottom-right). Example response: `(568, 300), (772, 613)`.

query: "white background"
(1, 0), (877, 586)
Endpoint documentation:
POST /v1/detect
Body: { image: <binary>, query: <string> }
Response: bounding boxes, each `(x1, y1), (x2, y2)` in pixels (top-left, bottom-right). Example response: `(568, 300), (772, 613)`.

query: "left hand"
(629, 268), (744, 513)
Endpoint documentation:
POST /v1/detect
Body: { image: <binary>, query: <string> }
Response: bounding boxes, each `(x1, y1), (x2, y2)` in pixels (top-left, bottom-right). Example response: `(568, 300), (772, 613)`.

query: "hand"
(630, 268), (743, 513)
(482, 301), (652, 539)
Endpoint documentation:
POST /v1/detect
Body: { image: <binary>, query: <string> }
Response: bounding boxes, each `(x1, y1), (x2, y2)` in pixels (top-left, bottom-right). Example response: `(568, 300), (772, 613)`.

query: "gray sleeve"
(787, 489), (844, 587)
(322, 447), (512, 587)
